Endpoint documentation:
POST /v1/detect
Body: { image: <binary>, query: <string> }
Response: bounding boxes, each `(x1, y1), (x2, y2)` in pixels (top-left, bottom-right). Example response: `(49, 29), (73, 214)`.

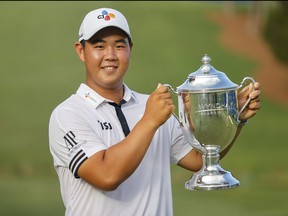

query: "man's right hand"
(143, 84), (175, 128)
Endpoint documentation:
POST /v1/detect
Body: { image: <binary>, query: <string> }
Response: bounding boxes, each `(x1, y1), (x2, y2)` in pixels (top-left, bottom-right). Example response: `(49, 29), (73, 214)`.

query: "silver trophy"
(165, 54), (255, 190)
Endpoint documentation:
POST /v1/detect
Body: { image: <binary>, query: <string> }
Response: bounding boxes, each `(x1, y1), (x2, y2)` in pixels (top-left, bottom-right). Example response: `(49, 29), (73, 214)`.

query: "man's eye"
(94, 45), (104, 49)
(116, 44), (126, 48)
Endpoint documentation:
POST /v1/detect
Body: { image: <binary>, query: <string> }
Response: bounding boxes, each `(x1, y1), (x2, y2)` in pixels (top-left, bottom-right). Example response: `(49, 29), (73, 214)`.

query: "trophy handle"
(162, 84), (180, 95)
(237, 77), (256, 122)
(162, 84), (182, 125)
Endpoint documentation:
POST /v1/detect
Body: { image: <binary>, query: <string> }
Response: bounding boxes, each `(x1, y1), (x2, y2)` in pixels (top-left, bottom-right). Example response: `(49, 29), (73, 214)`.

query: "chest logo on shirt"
(98, 120), (112, 130)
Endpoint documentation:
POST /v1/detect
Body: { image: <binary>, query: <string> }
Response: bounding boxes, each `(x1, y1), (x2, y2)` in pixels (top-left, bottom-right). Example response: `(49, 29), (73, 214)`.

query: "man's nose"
(105, 47), (117, 61)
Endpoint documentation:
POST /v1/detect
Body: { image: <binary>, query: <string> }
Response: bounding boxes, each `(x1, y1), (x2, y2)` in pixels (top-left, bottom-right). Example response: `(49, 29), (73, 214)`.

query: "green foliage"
(263, 2), (288, 63)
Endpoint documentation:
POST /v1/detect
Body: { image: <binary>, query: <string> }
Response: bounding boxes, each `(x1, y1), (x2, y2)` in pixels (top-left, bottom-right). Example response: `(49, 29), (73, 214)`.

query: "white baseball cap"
(78, 8), (132, 42)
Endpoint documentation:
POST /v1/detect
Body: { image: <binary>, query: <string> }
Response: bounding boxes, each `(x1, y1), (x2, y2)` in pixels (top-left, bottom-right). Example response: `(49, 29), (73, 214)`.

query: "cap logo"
(97, 10), (115, 21)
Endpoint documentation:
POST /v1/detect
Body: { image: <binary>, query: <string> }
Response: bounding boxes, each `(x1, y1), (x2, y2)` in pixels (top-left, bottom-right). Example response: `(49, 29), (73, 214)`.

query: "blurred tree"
(221, 1), (287, 64)
(222, 1), (236, 15)
(222, 1), (272, 33)
(263, 1), (288, 64)
(247, 1), (270, 33)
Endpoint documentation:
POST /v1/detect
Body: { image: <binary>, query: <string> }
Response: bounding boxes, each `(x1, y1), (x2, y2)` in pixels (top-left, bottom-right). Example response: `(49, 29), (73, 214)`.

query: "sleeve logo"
(64, 131), (77, 151)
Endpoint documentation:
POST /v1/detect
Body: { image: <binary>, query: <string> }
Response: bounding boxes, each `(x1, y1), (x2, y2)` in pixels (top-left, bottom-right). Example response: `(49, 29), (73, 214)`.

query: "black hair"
(80, 40), (86, 48)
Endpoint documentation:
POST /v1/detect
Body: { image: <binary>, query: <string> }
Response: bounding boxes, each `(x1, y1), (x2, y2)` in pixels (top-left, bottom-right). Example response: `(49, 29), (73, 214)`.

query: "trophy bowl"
(165, 54), (255, 190)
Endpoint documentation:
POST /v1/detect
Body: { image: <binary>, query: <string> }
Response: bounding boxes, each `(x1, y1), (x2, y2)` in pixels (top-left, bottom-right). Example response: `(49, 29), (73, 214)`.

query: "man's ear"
(74, 42), (85, 62)
(129, 42), (133, 59)
(129, 42), (133, 50)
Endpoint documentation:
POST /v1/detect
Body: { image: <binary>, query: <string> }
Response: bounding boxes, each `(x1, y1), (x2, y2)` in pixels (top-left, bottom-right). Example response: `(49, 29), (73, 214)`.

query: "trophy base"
(185, 168), (240, 191)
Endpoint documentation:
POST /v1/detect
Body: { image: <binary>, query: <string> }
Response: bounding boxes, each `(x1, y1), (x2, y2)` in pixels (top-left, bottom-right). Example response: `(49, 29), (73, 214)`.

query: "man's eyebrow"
(88, 38), (128, 44)
(115, 38), (128, 44)
(89, 38), (105, 44)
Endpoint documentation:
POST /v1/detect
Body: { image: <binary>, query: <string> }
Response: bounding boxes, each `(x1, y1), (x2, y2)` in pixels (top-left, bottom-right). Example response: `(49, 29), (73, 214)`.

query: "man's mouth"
(102, 66), (118, 71)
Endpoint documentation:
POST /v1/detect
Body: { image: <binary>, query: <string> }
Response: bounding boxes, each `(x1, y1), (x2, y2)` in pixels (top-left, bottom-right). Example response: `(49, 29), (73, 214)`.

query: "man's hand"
(238, 82), (261, 122)
(143, 84), (175, 128)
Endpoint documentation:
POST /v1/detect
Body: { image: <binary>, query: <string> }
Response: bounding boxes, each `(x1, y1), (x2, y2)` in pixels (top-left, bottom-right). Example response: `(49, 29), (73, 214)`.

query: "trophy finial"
(201, 54), (211, 65)
(201, 54), (212, 74)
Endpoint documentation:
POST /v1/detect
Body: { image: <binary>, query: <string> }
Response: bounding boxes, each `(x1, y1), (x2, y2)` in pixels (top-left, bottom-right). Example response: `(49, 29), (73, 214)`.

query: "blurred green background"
(0, 1), (287, 216)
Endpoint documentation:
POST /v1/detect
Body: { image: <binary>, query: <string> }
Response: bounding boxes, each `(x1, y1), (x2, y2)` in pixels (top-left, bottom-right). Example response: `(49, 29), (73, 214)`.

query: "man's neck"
(87, 82), (125, 105)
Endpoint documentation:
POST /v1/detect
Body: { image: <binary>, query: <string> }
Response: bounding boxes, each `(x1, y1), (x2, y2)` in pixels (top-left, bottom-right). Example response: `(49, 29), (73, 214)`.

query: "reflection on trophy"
(165, 54), (255, 190)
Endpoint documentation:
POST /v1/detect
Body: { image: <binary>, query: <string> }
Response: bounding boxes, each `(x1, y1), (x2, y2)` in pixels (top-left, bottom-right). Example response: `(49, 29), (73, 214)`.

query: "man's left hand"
(238, 82), (261, 122)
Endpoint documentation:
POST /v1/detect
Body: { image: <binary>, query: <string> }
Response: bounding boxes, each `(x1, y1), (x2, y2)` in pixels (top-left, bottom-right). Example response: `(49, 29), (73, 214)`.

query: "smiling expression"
(75, 27), (132, 97)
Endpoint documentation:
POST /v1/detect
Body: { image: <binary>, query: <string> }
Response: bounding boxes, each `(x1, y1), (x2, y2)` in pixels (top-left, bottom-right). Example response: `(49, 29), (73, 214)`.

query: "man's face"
(77, 27), (132, 93)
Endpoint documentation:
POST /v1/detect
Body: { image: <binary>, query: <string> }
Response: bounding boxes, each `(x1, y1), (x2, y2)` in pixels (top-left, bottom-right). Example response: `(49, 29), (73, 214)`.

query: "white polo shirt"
(49, 83), (195, 216)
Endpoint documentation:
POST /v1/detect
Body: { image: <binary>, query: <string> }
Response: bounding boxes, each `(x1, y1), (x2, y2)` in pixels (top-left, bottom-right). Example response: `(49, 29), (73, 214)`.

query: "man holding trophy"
(49, 7), (261, 216)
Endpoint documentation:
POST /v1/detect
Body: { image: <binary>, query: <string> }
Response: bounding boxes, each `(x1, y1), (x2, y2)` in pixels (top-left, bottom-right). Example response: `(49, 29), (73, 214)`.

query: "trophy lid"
(177, 54), (238, 93)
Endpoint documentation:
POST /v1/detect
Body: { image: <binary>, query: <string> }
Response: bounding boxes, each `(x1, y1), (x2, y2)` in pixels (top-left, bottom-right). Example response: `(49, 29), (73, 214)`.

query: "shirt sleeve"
(169, 117), (196, 164)
(49, 106), (107, 178)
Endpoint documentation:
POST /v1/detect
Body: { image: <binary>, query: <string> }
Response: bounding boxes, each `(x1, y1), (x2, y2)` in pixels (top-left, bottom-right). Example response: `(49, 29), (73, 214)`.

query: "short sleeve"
(169, 117), (194, 164)
(49, 106), (106, 178)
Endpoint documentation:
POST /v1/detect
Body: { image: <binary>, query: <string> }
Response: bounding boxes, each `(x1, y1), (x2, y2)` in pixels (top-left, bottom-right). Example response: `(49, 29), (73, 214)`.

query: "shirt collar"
(76, 83), (137, 109)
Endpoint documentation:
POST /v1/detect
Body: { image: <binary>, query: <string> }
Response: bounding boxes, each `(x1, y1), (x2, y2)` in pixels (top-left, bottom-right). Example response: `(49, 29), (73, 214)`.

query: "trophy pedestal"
(185, 146), (240, 191)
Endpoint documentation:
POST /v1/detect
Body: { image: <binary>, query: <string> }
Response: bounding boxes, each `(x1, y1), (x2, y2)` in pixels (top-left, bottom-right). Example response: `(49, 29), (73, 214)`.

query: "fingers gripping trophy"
(165, 54), (255, 191)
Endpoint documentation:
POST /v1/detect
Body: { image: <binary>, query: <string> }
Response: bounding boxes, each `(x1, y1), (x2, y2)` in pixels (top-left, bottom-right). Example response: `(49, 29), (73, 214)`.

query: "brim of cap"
(80, 25), (131, 42)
